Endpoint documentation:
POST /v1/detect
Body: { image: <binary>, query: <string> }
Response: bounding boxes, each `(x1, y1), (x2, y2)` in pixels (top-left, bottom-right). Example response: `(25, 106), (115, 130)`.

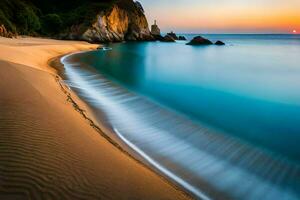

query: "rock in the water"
(161, 35), (176, 42)
(97, 46), (106, 50)
(178, 36), (187, 40)
(186, 36), (213, 45)
(166, 31), (179, 40)
(151, 20), (161, 36)
(97, 46), (112, 51)
(215, 40), (225, 45)
(152, 34), (164, 41)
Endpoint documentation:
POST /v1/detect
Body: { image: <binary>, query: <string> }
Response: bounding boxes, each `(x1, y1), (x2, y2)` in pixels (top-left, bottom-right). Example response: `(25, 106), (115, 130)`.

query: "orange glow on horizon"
(142, 1), (300, 33)
(155, 8), (300, 33)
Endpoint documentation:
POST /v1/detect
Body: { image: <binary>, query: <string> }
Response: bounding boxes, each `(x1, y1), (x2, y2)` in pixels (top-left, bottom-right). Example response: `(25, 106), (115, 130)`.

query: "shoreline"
(52, 56), (195, 199)
(0, 36), (192, 200)
(57, 51), (215, 200)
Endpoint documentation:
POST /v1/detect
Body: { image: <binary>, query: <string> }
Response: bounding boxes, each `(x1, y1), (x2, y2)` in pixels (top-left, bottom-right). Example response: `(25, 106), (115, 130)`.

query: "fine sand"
(0, 36), (192, 200)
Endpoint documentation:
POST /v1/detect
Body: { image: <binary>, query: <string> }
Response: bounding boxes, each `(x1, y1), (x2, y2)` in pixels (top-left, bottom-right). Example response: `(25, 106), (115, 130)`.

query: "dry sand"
(0, 36), (192, 200)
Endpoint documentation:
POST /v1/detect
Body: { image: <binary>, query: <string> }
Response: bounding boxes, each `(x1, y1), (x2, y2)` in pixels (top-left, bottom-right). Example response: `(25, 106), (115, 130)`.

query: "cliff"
(66, 1), (153, 42)
(0, 0), (153, 43)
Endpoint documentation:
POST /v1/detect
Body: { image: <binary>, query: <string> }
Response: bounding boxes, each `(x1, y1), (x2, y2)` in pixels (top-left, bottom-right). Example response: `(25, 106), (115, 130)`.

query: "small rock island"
(151, 20), (161, 36)
(150, 21), (225, 46)
(215, 40), (225, 45)
(150, 21), (187, 42)
(186, 36), (213, 45)
(187, 36), (225, 46)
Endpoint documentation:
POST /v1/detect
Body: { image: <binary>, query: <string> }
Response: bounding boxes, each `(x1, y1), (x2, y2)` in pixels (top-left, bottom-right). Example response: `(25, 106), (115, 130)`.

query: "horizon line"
(160, 32), (299, 35)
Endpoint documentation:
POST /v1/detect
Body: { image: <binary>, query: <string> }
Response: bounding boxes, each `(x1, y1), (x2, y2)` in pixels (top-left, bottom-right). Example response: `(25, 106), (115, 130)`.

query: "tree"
(41, 14), (63, 35)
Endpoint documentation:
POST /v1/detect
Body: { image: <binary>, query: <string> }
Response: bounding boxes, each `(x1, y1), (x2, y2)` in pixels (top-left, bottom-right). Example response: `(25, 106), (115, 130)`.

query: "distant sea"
(61, 34), (300, 200)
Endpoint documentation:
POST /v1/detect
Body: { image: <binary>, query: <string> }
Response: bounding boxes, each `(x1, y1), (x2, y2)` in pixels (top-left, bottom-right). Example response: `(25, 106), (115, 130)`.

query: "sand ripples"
(0, 106), (103, 200)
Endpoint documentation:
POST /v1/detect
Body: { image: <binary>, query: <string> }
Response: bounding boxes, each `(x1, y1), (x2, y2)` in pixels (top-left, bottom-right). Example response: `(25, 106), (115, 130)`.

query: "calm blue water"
(61, 34), (300, 200)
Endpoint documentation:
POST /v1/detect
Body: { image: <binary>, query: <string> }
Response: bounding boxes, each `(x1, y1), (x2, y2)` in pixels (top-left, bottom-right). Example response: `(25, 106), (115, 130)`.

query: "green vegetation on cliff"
(0, 0), (134, 36)
(0, 0), (41, 34)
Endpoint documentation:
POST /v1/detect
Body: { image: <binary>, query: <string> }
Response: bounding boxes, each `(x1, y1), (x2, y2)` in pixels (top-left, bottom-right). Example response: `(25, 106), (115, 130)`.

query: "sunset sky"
(139, 0), (300, 33)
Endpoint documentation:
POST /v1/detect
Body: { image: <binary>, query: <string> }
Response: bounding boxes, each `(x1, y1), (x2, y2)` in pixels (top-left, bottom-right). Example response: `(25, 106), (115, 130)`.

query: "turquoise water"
(83, 34), (300, 160)
(62, 34), (300, 200)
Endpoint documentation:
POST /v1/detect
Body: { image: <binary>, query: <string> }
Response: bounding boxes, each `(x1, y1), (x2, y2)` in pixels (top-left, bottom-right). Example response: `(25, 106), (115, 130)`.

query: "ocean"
(61, 34), (300, 200)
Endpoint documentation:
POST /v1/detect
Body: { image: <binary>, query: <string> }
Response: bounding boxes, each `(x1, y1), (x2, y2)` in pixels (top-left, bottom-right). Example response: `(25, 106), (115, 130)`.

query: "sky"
(139, 0), (300, 33)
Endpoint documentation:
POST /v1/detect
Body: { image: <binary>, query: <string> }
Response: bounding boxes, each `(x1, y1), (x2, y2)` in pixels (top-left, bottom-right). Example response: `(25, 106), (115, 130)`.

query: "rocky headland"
(64, 1), (153, 42)
(0, 0), (153, 43)
(1, 0), (226, 46)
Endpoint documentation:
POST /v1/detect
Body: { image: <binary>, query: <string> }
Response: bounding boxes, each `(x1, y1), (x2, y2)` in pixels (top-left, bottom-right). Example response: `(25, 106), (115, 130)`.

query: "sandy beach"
(0, 36), (191, 200)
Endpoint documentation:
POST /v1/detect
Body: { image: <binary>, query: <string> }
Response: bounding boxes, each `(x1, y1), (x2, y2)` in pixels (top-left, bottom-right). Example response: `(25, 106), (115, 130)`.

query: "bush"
(41, 14), (63, 35)
(0, 9), (16, 33)
(14, 3), (41, 34)
(0, 0), (40, 34)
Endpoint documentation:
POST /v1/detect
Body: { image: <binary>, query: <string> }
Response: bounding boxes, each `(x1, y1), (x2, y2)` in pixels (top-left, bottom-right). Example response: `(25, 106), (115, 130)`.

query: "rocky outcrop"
(0, 25), (15, 38)
(158, 35), (175, 42)
(151, 20), (161, 36)
(186, 36), (213, 45)
(167, 32), (178, 40)
(166, 32), (186, 41)
(65, 1), (153, 43)
(152, 34), (164, 41)
(215, 40), (225, 45)
(178, 36), (187, 40)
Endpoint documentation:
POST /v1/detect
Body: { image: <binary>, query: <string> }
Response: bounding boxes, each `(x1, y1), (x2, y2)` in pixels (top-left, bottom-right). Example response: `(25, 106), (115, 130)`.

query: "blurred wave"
(61, 50), (300, 200)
